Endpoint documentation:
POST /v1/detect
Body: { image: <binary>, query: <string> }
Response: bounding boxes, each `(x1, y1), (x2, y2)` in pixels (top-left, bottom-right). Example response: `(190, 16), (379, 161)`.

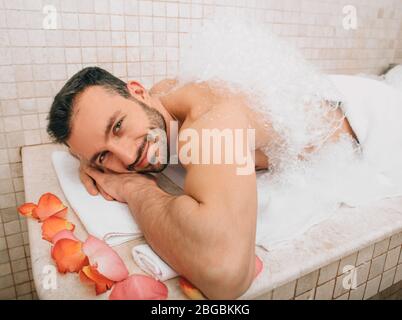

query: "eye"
(113, 119), (123, 135)
(99, 151), (108, 164)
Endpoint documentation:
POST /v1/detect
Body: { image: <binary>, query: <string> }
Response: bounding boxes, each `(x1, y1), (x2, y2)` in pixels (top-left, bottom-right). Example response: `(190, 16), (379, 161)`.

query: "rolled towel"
(132, 244), (178, 281)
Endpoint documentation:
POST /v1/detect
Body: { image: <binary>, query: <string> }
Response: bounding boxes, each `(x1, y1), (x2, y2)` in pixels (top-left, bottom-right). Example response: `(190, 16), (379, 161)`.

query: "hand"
(79, 161), (114, 201)
(84, 166), (158, 203)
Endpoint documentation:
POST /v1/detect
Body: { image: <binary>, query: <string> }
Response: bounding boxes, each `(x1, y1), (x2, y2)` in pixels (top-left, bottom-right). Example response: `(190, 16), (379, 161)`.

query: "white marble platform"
(22, 143), (402, 299)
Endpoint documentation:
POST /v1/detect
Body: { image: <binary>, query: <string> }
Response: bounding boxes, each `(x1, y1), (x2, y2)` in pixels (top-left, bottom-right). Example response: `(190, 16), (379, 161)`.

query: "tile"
(16, 282), (31, 296)
(0, 262), (11, 276)
(8, 246), (25, 261)
(0, 164), (11, 179)
(0, 250), (10, 264)
(0, 193), (16, 209)
(0, 207), (19, 223)
(0, 274), (14, 289)
(0, 237), (6, 251)
(349, 283), (366, 300)
(384, 246), (401, 271)
(13, 270), (29, 285)
(394, 264), (402, 284)
(6, 233), (23, 248)
(17, 293), (33, 300)
(255, 290), (272, 300)
(335, 292), (349, 300)
(364, 275), (381, 300)
(334, 271), (353, 298)
(22, 231), (29, 245)
(0, 286), (16, 300)
(389, 232), (402, 249)
(4, 220), (21, 235)
(373, 238), (390, 257)
(272, 280), (296, 300)
(0, 179), (13, 194)
(295, 288), (315, 300)
(356, 244), (374, 266)
(11, 258), (27, 273)
(318, 261), (339, 285)
(355, 262), (371, 286)
(315, 279), (335, 300)
(338, 253), (357, 275)
(24, 244), (30, 258)
(368, 253), (386, 280)
(379, 267), (396, 292)
(295, 270), (319, 296)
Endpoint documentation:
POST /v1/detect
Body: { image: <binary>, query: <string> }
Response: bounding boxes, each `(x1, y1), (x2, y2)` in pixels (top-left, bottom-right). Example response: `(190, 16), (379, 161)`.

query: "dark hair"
(47, 66), (130, 144)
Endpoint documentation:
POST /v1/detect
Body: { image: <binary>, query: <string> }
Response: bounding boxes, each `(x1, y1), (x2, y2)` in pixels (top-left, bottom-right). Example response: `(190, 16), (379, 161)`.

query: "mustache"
(127, 137), (147, 171)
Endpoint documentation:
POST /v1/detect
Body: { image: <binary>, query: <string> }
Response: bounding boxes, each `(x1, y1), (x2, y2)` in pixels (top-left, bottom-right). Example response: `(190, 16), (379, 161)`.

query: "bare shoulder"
(149, 78), (179, 96)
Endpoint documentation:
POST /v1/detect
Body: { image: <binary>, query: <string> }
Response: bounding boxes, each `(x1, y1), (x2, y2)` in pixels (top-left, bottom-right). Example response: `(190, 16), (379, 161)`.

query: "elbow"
(200, 248), (256, 300)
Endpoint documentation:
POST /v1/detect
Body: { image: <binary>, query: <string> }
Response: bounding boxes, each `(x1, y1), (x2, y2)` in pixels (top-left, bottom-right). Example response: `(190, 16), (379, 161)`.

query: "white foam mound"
(176, 16), (402, 249)
(178, 16), (344, 170)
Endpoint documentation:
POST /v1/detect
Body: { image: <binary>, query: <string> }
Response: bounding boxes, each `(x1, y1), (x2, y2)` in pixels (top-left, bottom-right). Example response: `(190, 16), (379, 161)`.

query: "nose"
(107, 136), (138, 168)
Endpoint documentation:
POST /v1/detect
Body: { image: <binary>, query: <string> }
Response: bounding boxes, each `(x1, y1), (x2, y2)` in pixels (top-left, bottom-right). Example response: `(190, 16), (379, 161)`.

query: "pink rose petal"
(109, 274), (168, 300)
(82, 235), (128, 282)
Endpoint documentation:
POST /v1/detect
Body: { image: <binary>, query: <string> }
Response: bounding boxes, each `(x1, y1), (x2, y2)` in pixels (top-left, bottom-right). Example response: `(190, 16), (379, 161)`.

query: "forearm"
(124, 180), (255, 299)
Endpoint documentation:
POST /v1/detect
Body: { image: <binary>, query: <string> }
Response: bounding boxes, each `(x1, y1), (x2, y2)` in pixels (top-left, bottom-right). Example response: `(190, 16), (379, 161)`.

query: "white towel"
(52, 151), (142, 246)
(132, 244), (178, 281)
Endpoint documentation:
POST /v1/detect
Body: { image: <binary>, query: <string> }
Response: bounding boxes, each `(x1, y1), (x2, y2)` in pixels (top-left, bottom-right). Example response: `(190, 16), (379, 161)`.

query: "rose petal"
(41, 216), (75, 242)
(254, 256), (263, 279)
(34, 193), (68, 222)
(51, 230), (79, 245)
(178, 277), (206, 300)
(82, 235), (128, 282)
(51, 239), (89, 273)
(79, 265), (115, 295)
(18, 203), (38, 220)
(109, 274), (168, 300)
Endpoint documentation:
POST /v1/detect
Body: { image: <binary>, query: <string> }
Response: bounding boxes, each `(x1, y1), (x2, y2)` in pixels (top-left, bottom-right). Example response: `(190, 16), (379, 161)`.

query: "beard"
(127, 98), (170, 174)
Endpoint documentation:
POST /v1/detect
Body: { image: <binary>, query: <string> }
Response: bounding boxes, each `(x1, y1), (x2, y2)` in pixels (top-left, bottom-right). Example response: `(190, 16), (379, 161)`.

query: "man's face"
(68, 85), (168, 173)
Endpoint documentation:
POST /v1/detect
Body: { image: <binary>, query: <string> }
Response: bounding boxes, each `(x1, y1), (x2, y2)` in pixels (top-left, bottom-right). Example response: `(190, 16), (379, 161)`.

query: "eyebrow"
(89, 110), (120, 165)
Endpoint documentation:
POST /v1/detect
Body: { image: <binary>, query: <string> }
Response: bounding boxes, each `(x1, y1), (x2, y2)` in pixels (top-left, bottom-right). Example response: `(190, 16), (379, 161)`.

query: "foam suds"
(178, 16), (345, 170)
(175, 16), (402, 248)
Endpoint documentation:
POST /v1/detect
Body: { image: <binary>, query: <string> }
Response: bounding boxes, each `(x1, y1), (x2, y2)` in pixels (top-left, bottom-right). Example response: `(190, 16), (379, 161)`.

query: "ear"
(127, 81), (149, 101)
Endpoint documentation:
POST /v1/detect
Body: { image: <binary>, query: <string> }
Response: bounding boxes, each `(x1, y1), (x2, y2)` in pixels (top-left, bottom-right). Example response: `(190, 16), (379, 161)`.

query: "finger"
(96, 183), (114, 201)
(79, 171), (99, 196)
(85, 166), (104, 182)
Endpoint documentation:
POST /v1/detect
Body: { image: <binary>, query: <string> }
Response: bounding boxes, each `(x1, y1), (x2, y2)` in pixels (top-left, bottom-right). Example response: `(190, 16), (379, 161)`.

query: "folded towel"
(132, 244), (178, 281)
(52, 151), (142, 246)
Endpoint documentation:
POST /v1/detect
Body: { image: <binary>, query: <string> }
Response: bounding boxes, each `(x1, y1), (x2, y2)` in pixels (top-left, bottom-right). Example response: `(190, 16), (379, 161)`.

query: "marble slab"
(22, 143), (402, 299)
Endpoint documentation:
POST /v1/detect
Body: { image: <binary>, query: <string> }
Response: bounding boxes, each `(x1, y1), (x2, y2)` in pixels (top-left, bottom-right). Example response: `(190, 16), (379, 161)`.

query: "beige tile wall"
(1, 0), (402, 300)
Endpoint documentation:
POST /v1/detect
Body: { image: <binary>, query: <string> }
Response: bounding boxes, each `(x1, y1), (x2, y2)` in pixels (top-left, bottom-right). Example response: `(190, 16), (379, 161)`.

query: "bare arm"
(87, 104), (258, 299)
(124, 105), (257, 299)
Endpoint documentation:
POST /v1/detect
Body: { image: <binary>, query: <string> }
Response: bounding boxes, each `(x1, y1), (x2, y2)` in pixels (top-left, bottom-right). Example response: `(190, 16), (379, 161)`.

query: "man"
(47, 67), (357, 299)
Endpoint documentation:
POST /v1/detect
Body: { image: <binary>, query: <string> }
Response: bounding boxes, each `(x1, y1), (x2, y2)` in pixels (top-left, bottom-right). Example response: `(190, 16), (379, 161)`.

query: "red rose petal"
(34, 193), (67, 221)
